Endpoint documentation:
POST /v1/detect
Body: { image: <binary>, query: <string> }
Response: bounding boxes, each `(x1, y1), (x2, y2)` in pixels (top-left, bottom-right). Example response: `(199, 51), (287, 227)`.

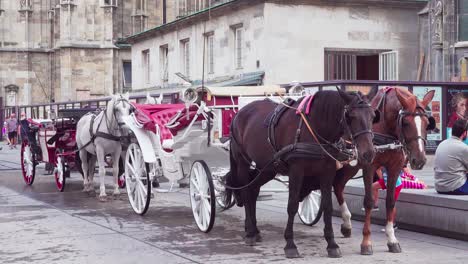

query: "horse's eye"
(402, 121), (410, 127)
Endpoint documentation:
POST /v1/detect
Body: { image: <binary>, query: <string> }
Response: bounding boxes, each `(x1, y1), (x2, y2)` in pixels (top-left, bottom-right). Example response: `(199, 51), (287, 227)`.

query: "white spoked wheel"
(190, 160), (216, 233)
(298, 190), (323, 226)
(21, 140), (36, 185)
(125, 143), (151, 215)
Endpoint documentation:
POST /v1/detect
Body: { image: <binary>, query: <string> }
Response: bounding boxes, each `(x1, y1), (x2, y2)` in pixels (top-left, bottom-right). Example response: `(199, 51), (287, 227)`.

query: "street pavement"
(1, 143), (468, 264)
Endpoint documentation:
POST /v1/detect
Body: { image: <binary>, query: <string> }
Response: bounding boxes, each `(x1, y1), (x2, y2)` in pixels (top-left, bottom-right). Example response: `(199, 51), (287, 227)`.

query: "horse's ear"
(395, 88), (415, 111)
(365, 86), (379, 102)
(336, 87), (352, 104)
(420, 90), (435, 109)
(124, 92), (130, 100)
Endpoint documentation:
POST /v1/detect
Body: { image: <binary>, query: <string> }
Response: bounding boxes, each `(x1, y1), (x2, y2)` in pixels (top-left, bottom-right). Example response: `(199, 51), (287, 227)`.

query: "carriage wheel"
(118, 157), (126, 188)
(215, 172), (236, 210)
(125, 143), (151, 215)
(21, 140), (36, 185)
(190, 160), (216, 233)
(54, 154), (67, 192)
(298, 190), (323, 226)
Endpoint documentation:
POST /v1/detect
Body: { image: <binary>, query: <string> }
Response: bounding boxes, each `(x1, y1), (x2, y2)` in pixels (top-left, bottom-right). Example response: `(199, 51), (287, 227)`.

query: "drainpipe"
(163, 0), (167, 24)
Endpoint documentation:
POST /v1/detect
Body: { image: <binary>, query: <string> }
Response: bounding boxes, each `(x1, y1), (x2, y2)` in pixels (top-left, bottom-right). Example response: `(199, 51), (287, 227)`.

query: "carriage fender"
(122, 115), (157, 163)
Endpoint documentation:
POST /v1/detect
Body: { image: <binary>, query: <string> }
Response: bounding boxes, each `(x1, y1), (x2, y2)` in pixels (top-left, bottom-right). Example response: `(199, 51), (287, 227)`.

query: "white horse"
(145, 92), (163, 104)
(76, 93), (131, 201)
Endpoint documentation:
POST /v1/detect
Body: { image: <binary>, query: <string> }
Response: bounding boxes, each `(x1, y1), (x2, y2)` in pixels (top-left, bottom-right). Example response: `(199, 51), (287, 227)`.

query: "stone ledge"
(333, 185), (468, 241)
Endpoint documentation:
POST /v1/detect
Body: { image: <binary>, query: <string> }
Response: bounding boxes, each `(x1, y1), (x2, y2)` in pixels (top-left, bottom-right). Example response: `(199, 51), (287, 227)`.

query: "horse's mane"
(308, 90), (347, 141)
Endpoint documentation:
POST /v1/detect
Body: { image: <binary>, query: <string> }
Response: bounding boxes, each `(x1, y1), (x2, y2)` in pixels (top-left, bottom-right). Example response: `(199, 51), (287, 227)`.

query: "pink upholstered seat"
(132, 103), (205, 144)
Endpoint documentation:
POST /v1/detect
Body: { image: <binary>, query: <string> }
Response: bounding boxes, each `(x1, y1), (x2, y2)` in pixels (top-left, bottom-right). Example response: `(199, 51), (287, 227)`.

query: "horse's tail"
(226, 140), (243, 207)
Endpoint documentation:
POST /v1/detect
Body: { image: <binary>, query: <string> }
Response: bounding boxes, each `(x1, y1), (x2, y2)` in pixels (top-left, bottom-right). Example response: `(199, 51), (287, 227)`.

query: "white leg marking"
(341, 202), (352, 229)
(414, 116), (424, 153)
(385, 222), (398, 244)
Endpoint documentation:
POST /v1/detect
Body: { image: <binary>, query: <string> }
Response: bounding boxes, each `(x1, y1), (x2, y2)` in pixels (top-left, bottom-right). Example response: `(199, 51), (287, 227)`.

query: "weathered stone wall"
(0, 0), (164, 105)
(0, 51), (51, 105)
(263, 2), (422, 83)
(131, 3), (265, 90)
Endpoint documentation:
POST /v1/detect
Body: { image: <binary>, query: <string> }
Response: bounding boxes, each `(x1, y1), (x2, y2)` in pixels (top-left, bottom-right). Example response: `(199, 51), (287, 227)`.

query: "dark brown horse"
(332, 87), (435, 255)
(227, 88), (378, 258)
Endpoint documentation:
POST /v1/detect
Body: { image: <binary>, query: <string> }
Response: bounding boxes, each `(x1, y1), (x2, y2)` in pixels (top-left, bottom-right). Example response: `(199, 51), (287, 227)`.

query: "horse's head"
(391, 88), (435, 170)
(109, 92), (132, 129)
(338, 87), (379, 165)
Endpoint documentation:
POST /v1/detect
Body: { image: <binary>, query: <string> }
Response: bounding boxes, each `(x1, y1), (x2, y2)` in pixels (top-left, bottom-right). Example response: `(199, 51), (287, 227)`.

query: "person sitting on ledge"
(434, 119), (468, 195)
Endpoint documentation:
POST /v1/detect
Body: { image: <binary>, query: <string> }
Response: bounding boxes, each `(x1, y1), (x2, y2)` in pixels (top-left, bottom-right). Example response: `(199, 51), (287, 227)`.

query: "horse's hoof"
(327, 248), (342, 258)
(255, 233), (262, 242)
(340, 224), (352, 238)
(284, 248), (301, 258)
(152, 181), (160, 188)
(98, 195), (107, 202)
(387, 242), (402, 253)
(360, 244), (373, 255)
(244, 236), (257, 246)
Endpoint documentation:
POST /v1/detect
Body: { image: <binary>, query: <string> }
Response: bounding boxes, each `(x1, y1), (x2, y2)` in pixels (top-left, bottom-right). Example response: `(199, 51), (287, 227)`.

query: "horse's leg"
(88, 155), (97, 195)
(384, 166), (402, 253)
(95, 147), (107, 201)
(112, 147), (122, 196)
(239, 164), (260, 246)
(79, 150), (89, 192)
(321, 168), (341, 258)
(361, 165), (377, 255)
(283, 172), (303, 258)
(333, 168), (353, 238)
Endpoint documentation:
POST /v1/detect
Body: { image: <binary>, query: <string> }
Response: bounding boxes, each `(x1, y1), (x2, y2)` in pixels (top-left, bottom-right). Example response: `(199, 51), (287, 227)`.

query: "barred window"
(206, 34), (214, 74)
(142, 49), (150, 84)
(234, 27), (243, 69)
(459, 0), (468, 41)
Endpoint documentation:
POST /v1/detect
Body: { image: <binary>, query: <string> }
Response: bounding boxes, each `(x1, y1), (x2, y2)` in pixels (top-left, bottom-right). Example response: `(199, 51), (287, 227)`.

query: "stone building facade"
(419, 0), (468, 81)
(127, 0), (427, 92)
(0, 0), (167, 106)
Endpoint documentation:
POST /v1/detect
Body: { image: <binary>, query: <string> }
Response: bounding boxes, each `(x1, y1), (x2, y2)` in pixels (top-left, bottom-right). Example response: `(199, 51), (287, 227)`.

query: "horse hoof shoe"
(387, 243), (402, 253)
(340, 224), (352, 238)
(327, 248), (342, 258)
(284, 248), (301, 258)
(360, 244), (373, 255)
(244, 237), (257, 246)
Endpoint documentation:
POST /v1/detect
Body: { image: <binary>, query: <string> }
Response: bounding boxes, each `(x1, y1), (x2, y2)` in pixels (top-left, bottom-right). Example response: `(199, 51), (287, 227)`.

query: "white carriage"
(123, 85), (323, 232)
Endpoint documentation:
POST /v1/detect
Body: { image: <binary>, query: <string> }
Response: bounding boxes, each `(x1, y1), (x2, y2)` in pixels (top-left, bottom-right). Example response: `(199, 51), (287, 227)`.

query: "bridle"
(109, 95), (132, 129)
(341, 95), (375, 142)
(297, 93), (374, 163)
(397, 106), (431, 153)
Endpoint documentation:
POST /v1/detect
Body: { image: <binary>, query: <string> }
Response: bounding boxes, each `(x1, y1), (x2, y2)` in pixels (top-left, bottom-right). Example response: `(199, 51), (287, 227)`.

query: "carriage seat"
(133, 103), (205, 146)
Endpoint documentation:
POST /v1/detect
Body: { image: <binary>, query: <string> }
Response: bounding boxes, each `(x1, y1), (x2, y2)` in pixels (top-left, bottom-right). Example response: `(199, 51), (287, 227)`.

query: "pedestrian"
(434, 119), (468, 195)
(5, 113), (19, 149)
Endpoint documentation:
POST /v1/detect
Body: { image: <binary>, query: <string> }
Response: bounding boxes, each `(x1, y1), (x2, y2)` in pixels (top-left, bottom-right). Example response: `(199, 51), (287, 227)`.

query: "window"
(459, 0), (468, 41)
(181, 40), (190, 78)
(160, 45), (169, 82)
(206, 34), (214, 74)
(142, 49), (150, 84)
(103, 0), (118, 6)
(122, 61), (132, 88)
(325, 49), (389, 81)
(135, 0), (146, 12)
(234, 27), (243, 69)
(325, 52), (357, 80)
(379, 51), (398, 81)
